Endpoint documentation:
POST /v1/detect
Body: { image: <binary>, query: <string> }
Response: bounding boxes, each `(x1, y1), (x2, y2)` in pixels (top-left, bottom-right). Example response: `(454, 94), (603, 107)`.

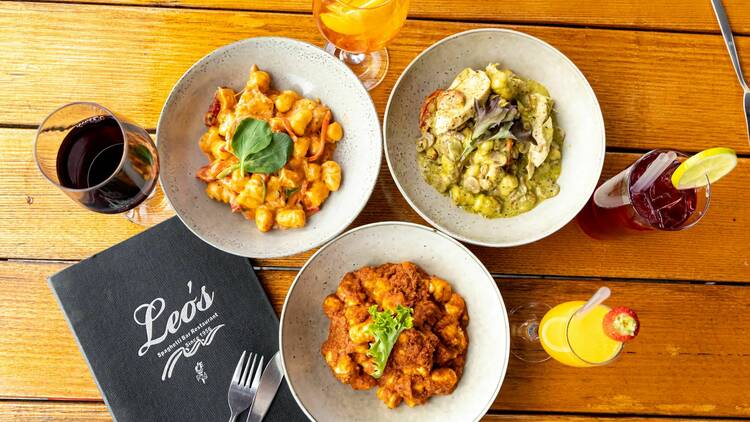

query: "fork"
(711, 0), (750, 145)
(227, 351), (265, 422)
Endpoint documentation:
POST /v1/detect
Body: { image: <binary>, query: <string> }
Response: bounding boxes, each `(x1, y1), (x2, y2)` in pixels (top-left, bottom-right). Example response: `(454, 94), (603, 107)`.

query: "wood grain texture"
(50, 0), (750, 35)
(3, 262), (750, 417)
(2, 2), (750, 154)
(3, 127), (748, 281)
(0, 402), (112, 422)
(0, 401), (736, 422)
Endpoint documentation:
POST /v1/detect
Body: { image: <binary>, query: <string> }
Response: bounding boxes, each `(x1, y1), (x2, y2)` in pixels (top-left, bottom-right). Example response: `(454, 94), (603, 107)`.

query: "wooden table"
(1, 0), (749, 420)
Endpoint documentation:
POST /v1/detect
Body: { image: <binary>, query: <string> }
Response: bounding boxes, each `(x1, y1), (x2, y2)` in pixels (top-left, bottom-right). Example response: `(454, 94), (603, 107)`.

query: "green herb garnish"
(216, 164), (237, 179)
(228, 119), (293, 176)
(458, 98), (518, 163)
(366, 304), (413, 379)
(232, 119), (272, 177)
(284, 186), (300, 198)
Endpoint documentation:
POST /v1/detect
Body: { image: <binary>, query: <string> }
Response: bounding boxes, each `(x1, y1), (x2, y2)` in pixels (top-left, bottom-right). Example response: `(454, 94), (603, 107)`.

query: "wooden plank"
(0, 401), (735, 422)
(51, 0), (750, 35)
(1, 2), (750, 154)
(4, 127), (748, 281)
(0, 401), (111, 422)
(3, 262), (750, 417)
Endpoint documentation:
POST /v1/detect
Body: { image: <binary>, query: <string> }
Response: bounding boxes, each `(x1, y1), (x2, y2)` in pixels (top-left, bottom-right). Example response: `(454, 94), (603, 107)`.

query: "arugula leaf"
(458, 122), (515, 163)
(232, 119), (273, 176)
(458, 98), (519, 163)
(366, 304), (413, 379)
(242, 132), (293, 174)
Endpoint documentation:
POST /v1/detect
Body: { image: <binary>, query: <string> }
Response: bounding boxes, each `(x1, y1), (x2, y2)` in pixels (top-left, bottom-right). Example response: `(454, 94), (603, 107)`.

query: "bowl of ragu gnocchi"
(157, 37), (381, 258)
(280, 222), (509, 421)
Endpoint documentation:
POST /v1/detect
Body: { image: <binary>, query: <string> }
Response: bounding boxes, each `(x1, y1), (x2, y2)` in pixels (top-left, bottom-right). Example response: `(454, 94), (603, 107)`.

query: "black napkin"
(49, 216), (307, 422)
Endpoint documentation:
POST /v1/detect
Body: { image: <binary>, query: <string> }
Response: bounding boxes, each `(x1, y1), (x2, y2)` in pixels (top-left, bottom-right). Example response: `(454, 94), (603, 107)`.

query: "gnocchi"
(195, 65), (345, 232)
(321, 262), (469, 409)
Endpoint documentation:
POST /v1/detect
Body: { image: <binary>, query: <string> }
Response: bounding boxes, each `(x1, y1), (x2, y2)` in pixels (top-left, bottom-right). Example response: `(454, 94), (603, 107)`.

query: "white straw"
(576, 287), (611, 317)
(631, 151), (677, 193)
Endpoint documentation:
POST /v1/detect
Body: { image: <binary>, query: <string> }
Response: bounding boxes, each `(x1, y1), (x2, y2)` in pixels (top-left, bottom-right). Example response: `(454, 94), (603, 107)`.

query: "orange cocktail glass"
(313, 0), (409, 90)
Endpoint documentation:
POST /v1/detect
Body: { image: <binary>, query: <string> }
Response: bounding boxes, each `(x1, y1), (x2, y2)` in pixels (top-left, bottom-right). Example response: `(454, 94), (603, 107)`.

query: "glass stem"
(338, 50), (366, 66)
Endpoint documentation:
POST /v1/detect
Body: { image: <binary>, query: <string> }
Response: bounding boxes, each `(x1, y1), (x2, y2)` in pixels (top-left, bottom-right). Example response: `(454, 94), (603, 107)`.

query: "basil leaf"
(242, 132), (293, 174)
(216, 163), (239, 179)
(232, 118), (273, 176)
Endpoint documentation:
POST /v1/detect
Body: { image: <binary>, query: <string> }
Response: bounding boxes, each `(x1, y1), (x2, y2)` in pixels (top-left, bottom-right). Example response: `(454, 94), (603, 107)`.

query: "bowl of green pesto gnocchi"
(384, 28), (605, 247)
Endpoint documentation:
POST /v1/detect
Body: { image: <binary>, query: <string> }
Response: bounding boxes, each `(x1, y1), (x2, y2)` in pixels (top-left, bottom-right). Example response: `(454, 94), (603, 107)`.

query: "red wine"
(57, 115), (123, 189)
(56, 115), (158, 213)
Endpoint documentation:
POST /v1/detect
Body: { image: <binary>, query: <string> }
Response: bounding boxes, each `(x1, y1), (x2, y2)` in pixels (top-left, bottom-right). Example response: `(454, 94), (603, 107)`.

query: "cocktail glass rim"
(625, 148), (711, 231)
(34, 101), (129, 193)
(328, 0), (396, 10)
(565, 304), (624, 366)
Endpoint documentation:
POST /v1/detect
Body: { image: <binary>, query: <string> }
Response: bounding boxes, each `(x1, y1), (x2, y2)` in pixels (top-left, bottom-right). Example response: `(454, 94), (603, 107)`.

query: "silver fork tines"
(227, 351), (264, 422)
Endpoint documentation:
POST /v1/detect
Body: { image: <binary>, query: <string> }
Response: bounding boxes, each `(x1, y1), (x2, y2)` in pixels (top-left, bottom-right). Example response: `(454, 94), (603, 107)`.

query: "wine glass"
(313, 0), (409, 90)
(34, 102), (168, 226)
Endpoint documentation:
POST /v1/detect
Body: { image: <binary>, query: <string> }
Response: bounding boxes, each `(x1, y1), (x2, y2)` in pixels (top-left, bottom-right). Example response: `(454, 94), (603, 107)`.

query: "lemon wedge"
(671, 147), (738, 189)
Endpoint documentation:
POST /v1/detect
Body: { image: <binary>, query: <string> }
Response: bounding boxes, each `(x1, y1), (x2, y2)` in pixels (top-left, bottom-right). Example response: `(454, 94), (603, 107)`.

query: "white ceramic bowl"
(280, 222), (509, 422)
(157, 37), (381, 258)
(384, 28), (606, 247)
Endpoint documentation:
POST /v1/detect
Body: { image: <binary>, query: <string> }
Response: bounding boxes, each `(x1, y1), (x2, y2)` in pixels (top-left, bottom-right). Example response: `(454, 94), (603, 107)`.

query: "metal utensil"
(246, 352), (285, 422)
(227, 351), (265, 422)
(711, 0), (750, 144)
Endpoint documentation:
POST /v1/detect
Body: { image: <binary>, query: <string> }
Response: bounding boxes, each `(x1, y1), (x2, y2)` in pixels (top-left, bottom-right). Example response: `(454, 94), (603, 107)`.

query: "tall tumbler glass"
(577, 149), (710, 240)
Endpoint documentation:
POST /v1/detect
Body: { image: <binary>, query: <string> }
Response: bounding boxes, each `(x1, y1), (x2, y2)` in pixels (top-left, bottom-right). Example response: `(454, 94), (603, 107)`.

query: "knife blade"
(246, 351), (284, 422)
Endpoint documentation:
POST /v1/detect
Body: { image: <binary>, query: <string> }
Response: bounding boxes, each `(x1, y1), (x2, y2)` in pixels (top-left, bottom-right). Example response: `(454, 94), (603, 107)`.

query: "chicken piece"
(432, 89), (468, 135)
(431, 68), (491, 134)
(525, 93), (554, 169)
(448, 67), (491, 105)
(419, 89), (443, 133)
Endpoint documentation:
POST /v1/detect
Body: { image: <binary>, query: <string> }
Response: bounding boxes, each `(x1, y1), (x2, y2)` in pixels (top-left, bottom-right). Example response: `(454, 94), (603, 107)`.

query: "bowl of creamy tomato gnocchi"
(157, 37), (381, 258)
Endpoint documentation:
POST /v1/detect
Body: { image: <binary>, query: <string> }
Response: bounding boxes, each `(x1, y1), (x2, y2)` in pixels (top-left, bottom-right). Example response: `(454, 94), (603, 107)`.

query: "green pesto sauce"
(417, 140), (563, 219)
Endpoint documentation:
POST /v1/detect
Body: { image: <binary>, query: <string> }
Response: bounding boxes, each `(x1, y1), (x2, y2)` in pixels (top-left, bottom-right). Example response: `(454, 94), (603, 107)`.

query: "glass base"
(324, 43), (388, 91)
(124, 183), (172, 226)
(509, 302), (551, 363)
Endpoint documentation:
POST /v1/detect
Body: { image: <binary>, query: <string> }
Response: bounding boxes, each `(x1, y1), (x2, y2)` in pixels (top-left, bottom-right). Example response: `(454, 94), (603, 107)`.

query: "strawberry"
(603, 307), (640, 342)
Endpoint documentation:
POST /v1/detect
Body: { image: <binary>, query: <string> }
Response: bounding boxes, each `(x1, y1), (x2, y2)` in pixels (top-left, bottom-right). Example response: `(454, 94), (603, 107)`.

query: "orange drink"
(313, 0), (409, 89)
(315, 0), (408, 53)
(539, 301), (622, 367)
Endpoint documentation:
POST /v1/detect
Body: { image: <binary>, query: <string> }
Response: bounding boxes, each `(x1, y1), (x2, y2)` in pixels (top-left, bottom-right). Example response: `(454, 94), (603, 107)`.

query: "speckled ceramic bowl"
(280, 222), (508, 421)
(384, 29), (606, 247)
(157, 37), (381, 258)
